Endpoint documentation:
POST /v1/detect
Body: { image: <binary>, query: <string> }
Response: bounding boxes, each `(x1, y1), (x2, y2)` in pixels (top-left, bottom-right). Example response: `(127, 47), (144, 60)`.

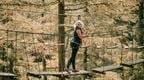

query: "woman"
(65, 20), (87, 72)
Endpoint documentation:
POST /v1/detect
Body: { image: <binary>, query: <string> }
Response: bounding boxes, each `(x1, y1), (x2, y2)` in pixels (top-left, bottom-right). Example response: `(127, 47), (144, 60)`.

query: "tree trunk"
(58, 0), (65, 80)
(43, 58), (47, 80)
(83, 47), (88, 80)
(41, 0), (45, 17)
(139, 0), (144, 45)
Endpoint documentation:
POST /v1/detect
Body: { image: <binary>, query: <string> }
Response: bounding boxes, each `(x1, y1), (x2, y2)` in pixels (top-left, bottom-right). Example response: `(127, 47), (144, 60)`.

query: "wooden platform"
(0, 72), (16, 77)
(27, 59), (144, 78)
(92, 64), (122, 74)
(27, 70), (91, 77)
(136, 46), (144, 49)
(121, 59), (144, 67)
(67, 70), (90, 75)
(27, 71), (67, 77)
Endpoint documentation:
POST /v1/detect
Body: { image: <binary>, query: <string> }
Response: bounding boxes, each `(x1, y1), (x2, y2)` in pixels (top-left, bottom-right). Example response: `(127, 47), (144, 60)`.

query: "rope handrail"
(65, 6), (86, 11)
(0, 8), (85, 16)
(0, 1), (57, 7)
(0, 1), (86, 7)
(0, 29), (57, 35)
(65, 2), (86, 6)
(0, 2), (113, 7)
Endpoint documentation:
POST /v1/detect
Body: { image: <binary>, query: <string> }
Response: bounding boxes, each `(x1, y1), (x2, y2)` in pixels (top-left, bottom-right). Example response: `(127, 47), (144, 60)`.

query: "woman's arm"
(76, 29), (87, 40)
(65, 28), (73, 34)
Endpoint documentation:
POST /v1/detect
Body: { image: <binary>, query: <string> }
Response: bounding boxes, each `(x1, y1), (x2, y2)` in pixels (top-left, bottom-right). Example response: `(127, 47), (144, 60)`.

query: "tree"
(138, 0), (144, 46)
(58, 0), (65, 80)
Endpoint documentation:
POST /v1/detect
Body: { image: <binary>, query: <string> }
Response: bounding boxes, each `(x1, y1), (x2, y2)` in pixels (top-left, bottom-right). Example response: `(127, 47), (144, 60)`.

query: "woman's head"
(76, 22), (82, 28)
(74, 20), (84, 29)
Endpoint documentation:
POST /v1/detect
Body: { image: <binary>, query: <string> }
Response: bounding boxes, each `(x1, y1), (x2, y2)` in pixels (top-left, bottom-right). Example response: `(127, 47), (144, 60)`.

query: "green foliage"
(1, 17), (13, 24)
(0, 46), (7, 61)
(0, 42), (18, 80)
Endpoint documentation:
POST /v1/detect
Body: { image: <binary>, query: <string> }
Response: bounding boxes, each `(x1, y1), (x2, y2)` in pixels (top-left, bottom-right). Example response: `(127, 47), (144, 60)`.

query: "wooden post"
(41, 0), (45, 17)
(78, 15), (81, 20)
(41, 1), (46, 79)
(58, 0), (65, 80)
(83, 2), (88, 79)
(43, 58), (47, 80)
(139, 0), (144, 45)
(83, 47), (88, 80)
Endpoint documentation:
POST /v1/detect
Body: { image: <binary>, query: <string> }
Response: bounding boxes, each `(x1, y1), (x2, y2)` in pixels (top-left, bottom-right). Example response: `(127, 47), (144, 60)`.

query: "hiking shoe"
(64, 68), (70, 72)
(72, 69), (79, 72)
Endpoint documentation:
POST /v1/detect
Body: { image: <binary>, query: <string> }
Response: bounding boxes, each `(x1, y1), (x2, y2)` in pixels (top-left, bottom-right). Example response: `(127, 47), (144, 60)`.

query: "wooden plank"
(92, 64), (122, 74)
(27, 71), (67, 76)
(0, 72), (16, 77)
(107, 46), (118, 49)
(121, 59), (144, 67)
(136, 46), (144, 49)
(27, 70), (91, 77)
(68, 70), (91, 75)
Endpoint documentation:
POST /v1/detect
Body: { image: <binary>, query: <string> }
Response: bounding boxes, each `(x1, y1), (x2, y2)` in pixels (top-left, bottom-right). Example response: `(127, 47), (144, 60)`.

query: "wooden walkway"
(121, 59), (144, 67)
(27, 70), (91, 77)
(92, 64), (122, 74)
(0, 72), (16, 77)
(27, 59), (144, 78)
(0, 59), (143, 78)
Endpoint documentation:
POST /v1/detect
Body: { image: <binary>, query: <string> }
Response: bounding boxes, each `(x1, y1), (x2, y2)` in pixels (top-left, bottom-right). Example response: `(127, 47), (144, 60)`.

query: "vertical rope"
(120, 30), (125, 80)
(6, 30), (9, 73)
(132, 29), (134, 64)
(5, 30), (10, 80)
(14, 31), (18, 74)
(32, 33), (41, 80)
(22, 32), (30, 80)
(102, 31), (105, 79)
(120, 30), (124, 64)
(110, 30), (113, 63)
(131, 29), (134, 79)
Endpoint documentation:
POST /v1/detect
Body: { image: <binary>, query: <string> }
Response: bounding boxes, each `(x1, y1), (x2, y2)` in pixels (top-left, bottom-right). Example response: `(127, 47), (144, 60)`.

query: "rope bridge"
(0, 29), (144, 80)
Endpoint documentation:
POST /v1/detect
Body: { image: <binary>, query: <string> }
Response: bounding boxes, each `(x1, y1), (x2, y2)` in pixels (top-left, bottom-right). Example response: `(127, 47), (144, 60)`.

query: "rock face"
(0, 0), (139, 31)
(105, 71), (122, 80)
(63, 0), (138, 34)
(0, 0), (140, 80)
(86, 0), (138, 30)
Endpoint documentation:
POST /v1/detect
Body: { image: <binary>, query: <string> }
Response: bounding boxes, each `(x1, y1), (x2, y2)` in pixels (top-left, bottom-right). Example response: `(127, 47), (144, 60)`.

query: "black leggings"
(66, 42), (80, 69)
